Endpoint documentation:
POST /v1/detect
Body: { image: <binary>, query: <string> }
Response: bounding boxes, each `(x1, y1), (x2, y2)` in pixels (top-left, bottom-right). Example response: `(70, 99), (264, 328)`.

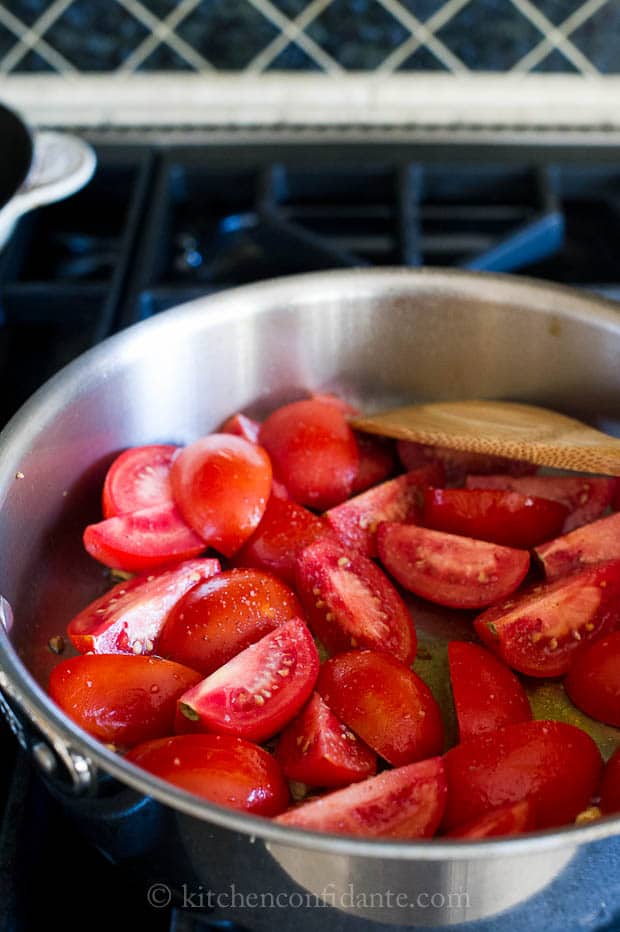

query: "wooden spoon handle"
(350, 400), (620, 476)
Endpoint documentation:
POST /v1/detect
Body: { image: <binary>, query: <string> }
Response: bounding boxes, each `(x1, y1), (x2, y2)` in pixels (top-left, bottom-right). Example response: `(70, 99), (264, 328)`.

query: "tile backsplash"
(0, 0), (618, 76)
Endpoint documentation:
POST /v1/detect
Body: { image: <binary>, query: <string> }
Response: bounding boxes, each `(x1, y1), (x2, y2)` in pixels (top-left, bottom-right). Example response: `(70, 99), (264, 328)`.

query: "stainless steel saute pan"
(1, 268), (620, 929)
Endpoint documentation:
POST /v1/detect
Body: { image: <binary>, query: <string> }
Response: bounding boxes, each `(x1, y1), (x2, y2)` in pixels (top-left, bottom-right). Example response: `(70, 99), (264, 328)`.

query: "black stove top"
(2, 141), (620, 932)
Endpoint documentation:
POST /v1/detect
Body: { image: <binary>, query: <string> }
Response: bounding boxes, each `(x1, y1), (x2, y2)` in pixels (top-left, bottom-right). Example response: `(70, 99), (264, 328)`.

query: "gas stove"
(2, 139), (620, 932)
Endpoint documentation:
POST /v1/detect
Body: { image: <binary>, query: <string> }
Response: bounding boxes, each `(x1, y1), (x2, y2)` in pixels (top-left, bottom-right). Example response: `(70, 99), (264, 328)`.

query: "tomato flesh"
(275, 692), (377, 788)
(535, 512), (620, 580)
(317, 650), (444, 767)
(126, 734), (289, 816)
(170, 434), (272, 558)
(158, 568), (303, 676)
(600, 747), (620, 815)
(446, 800), (536, 839)
(564, 631), (620, 727)
(474, 560), (620, 677)
(352, 434), (395, 493)
(177, 617), (319, 742)
(326, 464), (444, 559)
(67, 557), (221, 654)
(259, 399), (359, 510)
(448, 641), (531, 742)
(275, 756), (446, 839)
(377, 522), (530, 610)
(295, 538), (416, 664)
(49, 654), (201, 749)
(397, 441), (536, 485)
(443, 720), (602, 831)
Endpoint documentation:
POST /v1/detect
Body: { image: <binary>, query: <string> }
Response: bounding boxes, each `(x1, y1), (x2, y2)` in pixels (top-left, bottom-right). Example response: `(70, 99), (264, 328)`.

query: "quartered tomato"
(442, 720), (602, 831)
(275, 756), (447, 839)
(396, 441), (536, 485)
(600, 747), (620, 815)
(377, 522), (530, 610)
(474, 560), (620, 678)
(295, 538), (416, 664)
(49, 654), (202, 749)
(67, 557), (221, 654)
(422, 488), (568, 549)
(326, 464), (444, 559)
(352, 434), (395, 494)
(177, 617), (319, 742)
(535, 512), (620, 580)
(170, 434), (272, 558)
(465, 474), (617, 533)
(564, 632), (620, 727)
(259, 398), (359, 510)
(316, 650), (444, 767)
(158, 568), (303, 676)
(102, 444), (177, 518)
(233, 495), (334, 586)
(219, 412), (261, 444)
(446, 800), (536, 839)
(448, 641), (531, 742)
(126, 734), (289, 816)
(275, 692), (377, 788)
(83, 502), (206, 573)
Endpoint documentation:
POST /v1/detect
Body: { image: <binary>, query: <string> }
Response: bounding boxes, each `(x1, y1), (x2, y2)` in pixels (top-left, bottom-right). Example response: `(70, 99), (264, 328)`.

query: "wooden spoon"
(349, 399), (620, 476)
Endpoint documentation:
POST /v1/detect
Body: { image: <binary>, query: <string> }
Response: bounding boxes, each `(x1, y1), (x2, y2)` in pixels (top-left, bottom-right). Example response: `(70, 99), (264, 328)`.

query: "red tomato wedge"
(177, 617), (319, 743)
(170, 434), (272, 558)
(377, 522), (530, 610)
(326, 464), (444, 559)
(474, 560), (620, 678)
(126, 734), (289, 816)
(442, 720), (602, 831)
(564, 632), (620, 727)
(275, 756), (446, 839)
(535, 512), (620, 580)
(295, 538), (416, 664)
(465, 474), (617, 533)
(49, 654), (201, 749)
(219, 412), (261, 444)
(446, 800), (536, 839)
(233, 495), (335, 586)
(316, 650), (444, 767)
(422, 488), (568, 549)
(275, 692), (377, 788)
(158, 568), (303, 676)
(352, 434), (395, 494)
(448, 641), (531, 742)
(259, 399), (359, 510)
(67, 557), (221, 654)
(83, 502), (206, 573)
(397, 441), (536, 485)
(600, 747), (620, 815)
(102, 444), (177, 518)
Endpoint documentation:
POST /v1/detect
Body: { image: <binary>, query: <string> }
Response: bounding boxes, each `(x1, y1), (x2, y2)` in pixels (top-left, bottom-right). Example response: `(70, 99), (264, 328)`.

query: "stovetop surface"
(2, 141), (620, 932)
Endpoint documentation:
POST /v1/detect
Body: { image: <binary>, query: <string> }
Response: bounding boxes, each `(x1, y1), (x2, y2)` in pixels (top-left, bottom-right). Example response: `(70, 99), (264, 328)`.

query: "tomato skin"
(442, 720), (602, 831)
(446, 800), (536, 839)
(326, 464), (444, 559)
(49, 654), (202, 749)
(275, 692), (377, 788)
(448, 641), (531, 742)
(84, 502), (207, 573)
(535, 512), (620, 581)
(158, 568), (303, 676)
(259, 399), (359, 510)
(466, 474), (617, 533)
(102, 444), (177, 519)
(474, 560), (620, 678)
(600, 747), (620, 815)
(170, 434), (272, 558)
(564, 632), (620, 727)
(276, 756), (447, 839)
(67, 558), (221, 654)
(377, 522), (530, 610)
(352, 434), (395, 494)
(422, 488), (568, 550)
(233, 495), (335, 586)
(219, 413), (261, 444)
(397, 441), (536, 485)
(316, 650), (444, 767)
(126, 734), (289, 816)
(177, 617), (319, 743)
(295, 538), (416, 664)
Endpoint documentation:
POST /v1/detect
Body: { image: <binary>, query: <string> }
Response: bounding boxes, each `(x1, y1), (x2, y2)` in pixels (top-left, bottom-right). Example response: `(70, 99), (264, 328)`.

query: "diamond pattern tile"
(396, 43), (450, 69)
(3, 0), (47, 28)
(175, 0), (281, 70)
(0, 22), (17, 59)
(434, 0), (544, 70)
(306, 0), (410, 69)
(533, 0), (589, 26)
(41, 0), (150, 71)
(11, 48), (57, 71)
(136, 44), (196, 71)
(531, 47), (581, 71)
(570, 2), (620, 73)
(266, 43), (324, 69)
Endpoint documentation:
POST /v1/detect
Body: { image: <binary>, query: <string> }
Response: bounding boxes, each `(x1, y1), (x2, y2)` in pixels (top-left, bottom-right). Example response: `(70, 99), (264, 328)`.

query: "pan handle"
(0, 130), (96, 248)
